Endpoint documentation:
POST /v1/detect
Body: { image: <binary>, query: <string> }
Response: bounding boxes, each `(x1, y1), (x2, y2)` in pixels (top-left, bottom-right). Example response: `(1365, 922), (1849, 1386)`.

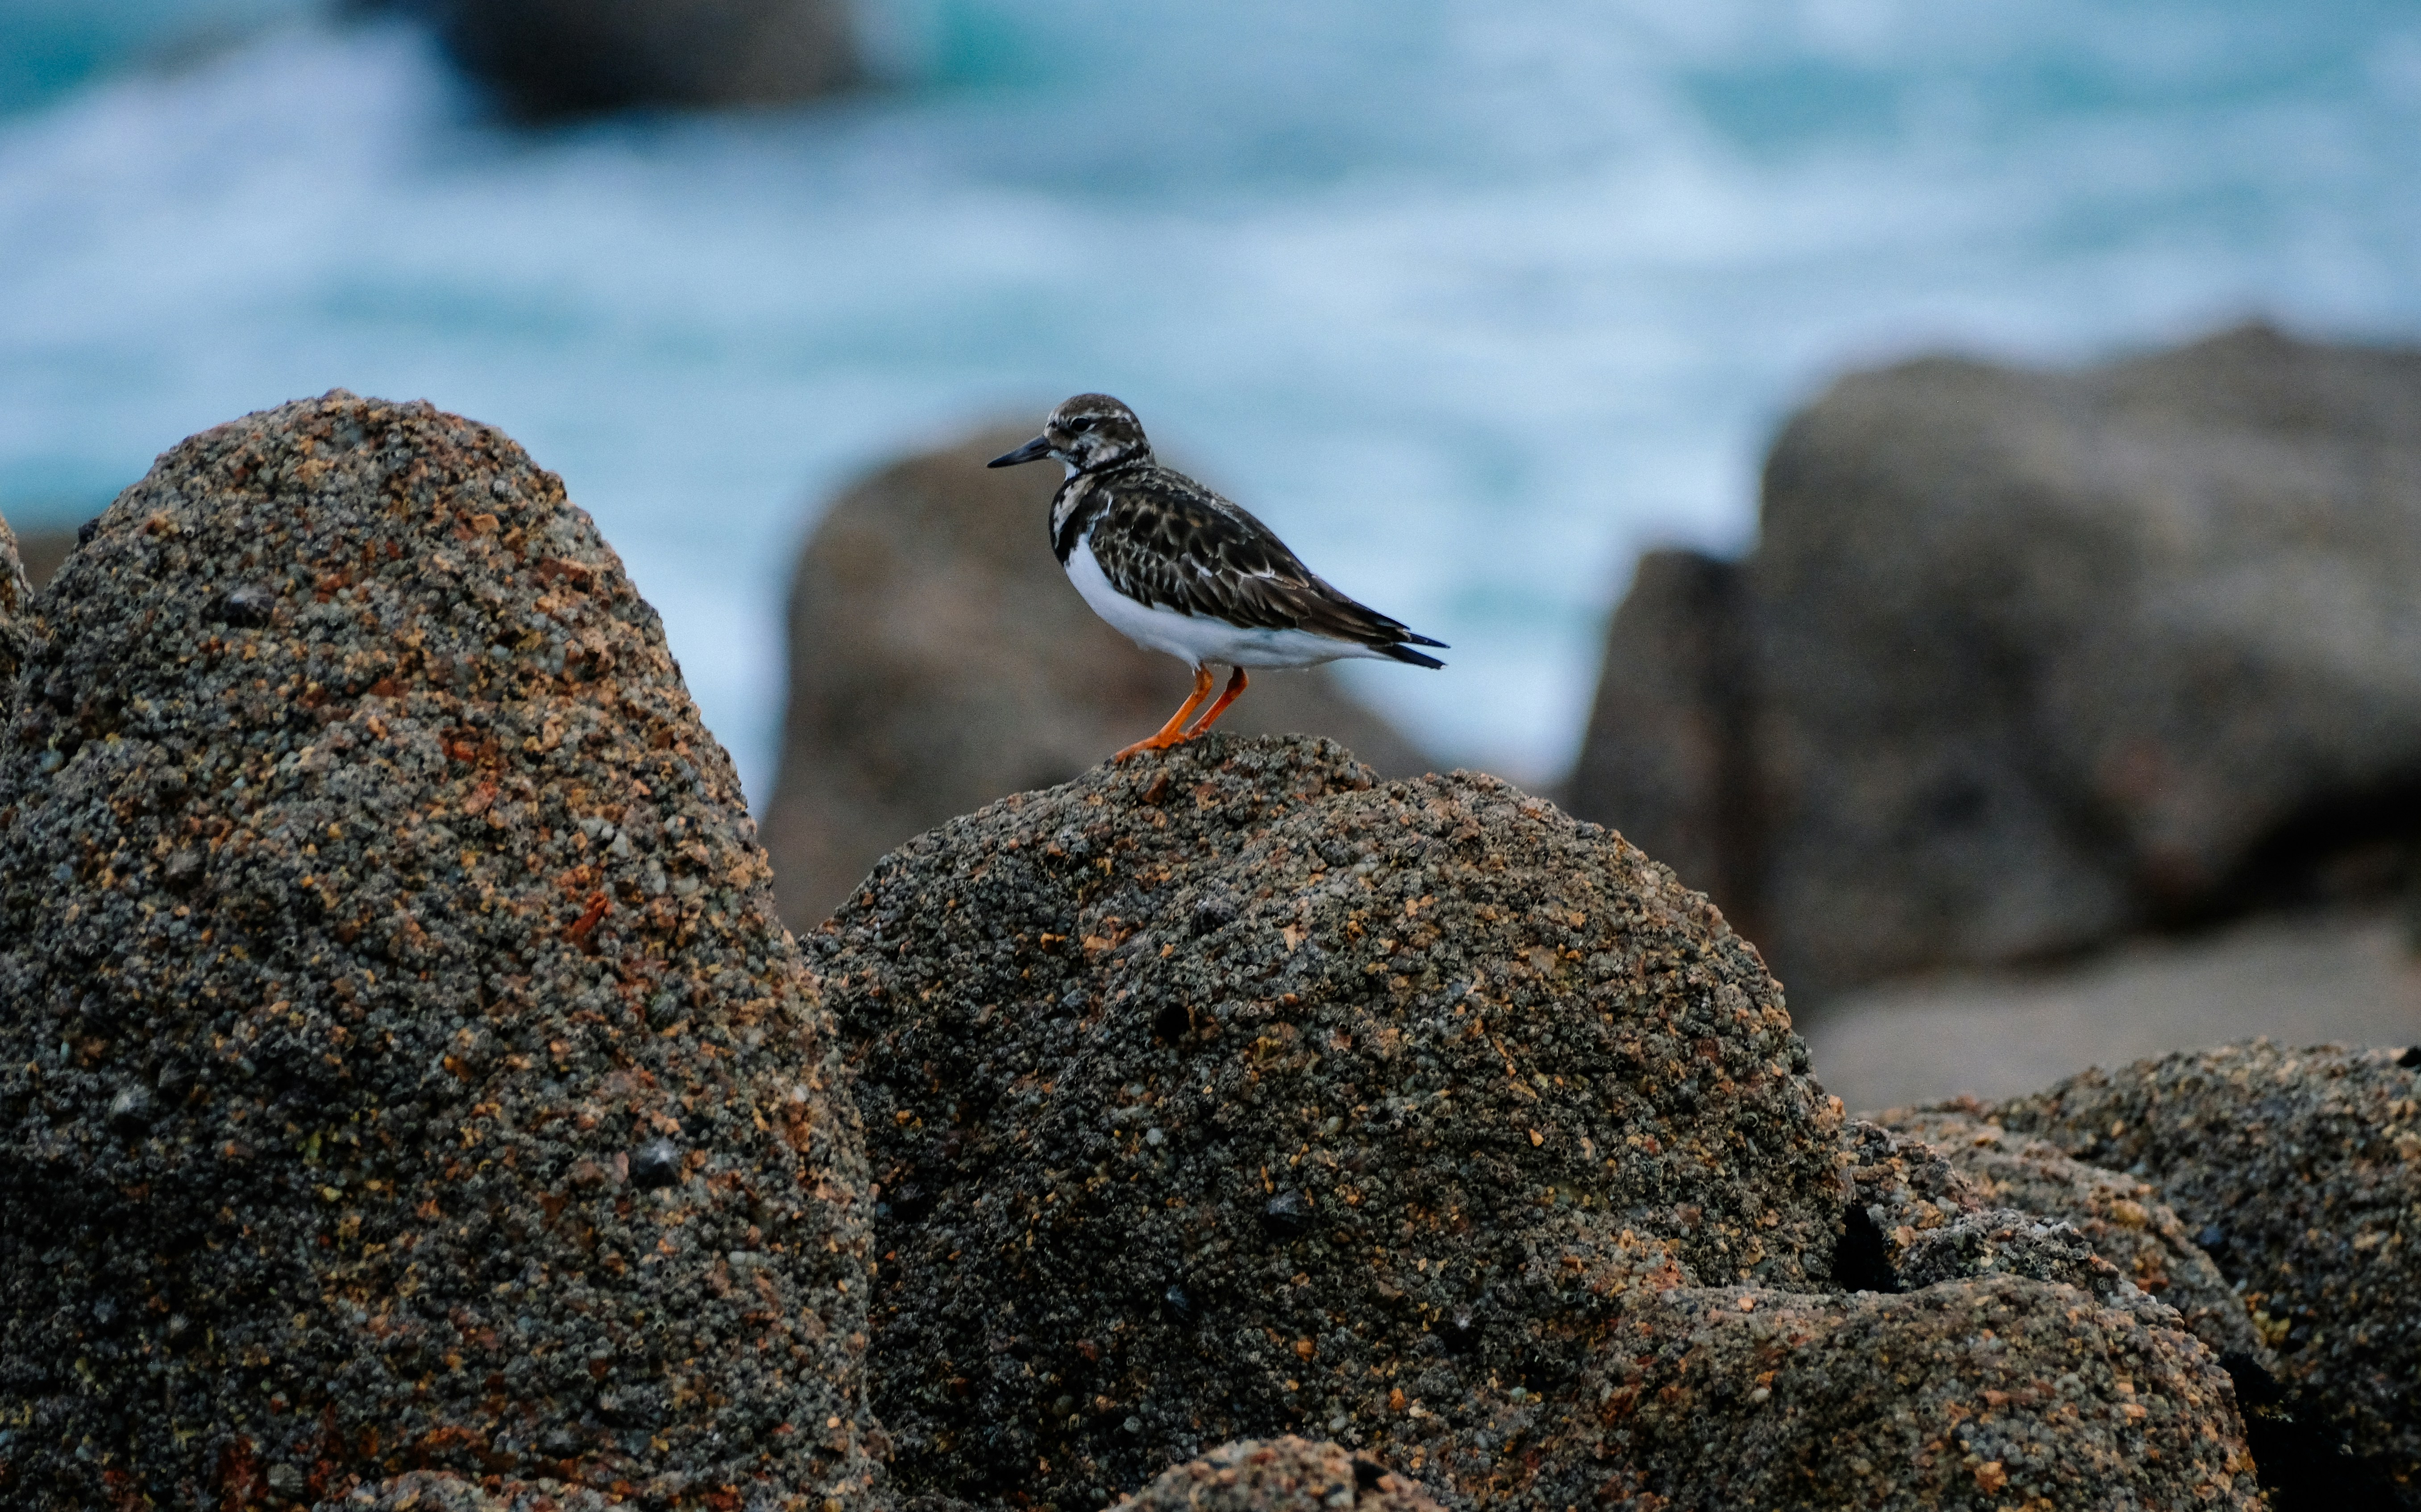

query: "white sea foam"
(3, 0), (2420, 799)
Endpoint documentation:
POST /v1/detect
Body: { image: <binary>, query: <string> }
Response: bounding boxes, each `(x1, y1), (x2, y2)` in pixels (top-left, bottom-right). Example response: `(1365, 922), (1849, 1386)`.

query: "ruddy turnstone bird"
(990, 394), (1446, 760)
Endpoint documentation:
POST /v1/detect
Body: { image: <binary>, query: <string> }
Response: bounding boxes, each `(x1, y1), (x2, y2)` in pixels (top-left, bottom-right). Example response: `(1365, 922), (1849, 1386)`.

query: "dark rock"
(2218, 1353), (2415, 1512)
(0, 510), (34, 718)
(823, 736), (1845, 1505)
(0, 393), (881, 1507)
(1890, 1207), (2112, 1295)
(1571, 324), (2421, 995)
(1844, 1120), (2124, 1297)
(1113, 1437), (1442, 1512)
(763, 427), (1437, 929)
(422, 0), (857, 120)
(325, 1470), (622, 1510)
(1585, 1277), (2257, 1510)
(1885, 1103), (2270, 1364)
(1983, 1040), (2421, 1484)
(822, 734), (2248, 1508)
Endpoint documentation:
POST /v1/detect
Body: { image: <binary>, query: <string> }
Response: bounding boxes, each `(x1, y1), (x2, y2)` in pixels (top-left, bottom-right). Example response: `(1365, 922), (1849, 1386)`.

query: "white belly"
(1064, 535), (1387, 670)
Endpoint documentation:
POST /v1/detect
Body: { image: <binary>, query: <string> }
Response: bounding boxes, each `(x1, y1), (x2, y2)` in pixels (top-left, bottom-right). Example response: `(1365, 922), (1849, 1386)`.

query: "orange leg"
(1182, 667), (1249, 738)
(1115, 665), (1216, 761)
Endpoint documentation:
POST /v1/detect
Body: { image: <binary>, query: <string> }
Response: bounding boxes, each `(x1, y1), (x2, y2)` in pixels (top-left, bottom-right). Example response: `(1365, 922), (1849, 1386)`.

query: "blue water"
(5, 1), (2421, 800)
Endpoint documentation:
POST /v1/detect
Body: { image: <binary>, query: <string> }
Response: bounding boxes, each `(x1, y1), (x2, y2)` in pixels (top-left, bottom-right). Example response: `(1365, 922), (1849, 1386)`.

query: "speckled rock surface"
(819, 735), (1850, 1507)
(322, 1470), (618, 1510)
(1114, 1437), (1440, 1512)
(1842, 1120), (2120, 1297)
(1983, 1041), (2421, 1487)
(1584, 1277), (2259, 1511)
(0, 508), (36, 715)
(1887, 1104), (2269, 1363)
(0, 394), (880, 1508)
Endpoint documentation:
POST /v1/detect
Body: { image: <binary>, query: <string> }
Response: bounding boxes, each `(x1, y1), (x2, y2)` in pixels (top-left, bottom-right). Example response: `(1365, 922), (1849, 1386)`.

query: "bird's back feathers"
(1060, 461), (1438, 658)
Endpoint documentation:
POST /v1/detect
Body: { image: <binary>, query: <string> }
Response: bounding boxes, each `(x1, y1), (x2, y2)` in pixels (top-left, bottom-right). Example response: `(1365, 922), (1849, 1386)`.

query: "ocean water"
(5, 0), (2421, 800)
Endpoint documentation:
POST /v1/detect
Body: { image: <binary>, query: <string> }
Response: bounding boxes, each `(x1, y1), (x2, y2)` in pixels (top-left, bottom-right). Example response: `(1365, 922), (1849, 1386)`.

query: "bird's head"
(987, 394), (1150, 475)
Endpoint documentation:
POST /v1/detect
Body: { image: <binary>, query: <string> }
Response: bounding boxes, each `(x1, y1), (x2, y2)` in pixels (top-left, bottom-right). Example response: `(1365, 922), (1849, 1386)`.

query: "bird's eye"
(1065, 417), (1092, 433)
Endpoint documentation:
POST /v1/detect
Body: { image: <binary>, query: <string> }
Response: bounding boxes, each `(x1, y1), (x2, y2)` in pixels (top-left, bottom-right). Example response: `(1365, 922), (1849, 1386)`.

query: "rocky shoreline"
(0, 392), (2414, 1507)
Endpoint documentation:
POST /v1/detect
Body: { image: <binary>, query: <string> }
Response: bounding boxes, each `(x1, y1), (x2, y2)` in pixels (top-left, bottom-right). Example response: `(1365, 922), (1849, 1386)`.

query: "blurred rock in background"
(1568, 547), (1758, 938)
(761, 427), (1436, 931)
(1573, 323), (2421, 1003)
(390, 0), (857, 118)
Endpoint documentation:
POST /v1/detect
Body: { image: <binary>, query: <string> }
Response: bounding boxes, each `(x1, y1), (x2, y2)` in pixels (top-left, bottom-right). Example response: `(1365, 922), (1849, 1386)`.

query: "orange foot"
(1114, 665), (1215, 761)
(1115, 667), (1250, 761)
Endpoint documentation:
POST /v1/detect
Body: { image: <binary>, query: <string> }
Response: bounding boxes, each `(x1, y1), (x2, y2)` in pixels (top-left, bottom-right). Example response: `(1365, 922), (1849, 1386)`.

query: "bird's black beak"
(987, 435), (1054, 468)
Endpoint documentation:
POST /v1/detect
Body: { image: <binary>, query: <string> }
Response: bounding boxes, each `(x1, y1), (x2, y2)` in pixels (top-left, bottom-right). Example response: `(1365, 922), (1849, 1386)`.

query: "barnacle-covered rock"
(0, 394), (880, 1508)
(820, 735), (2255, 1510)
(821, 736), (1846, 1506)
(1841, 1120), (2122, 1297)
(1583, 1277), (2258, 1510)
(1885, 1103), (2268, 1363)
(1984, 1041), (2421, 1487)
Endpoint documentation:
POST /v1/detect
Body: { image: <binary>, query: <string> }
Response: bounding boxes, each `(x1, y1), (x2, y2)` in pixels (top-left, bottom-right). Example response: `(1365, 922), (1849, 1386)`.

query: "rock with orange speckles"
(323, 1469), (619, 1510)
(1880, 1105), (2269, 1366)
(1979, 1041), (2421, 1491)
(822, 734), (1851, 1508)
(1582, 1277), (2259, 1511)
(822, 735), (2260, 1511)
(1113, 1437), (1441, 1512)
(0, 394), (882, 1508)
(1841, 1119), (2124, 1298)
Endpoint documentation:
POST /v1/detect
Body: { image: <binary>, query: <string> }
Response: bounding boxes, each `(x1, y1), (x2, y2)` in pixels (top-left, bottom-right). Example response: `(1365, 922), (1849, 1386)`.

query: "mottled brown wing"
(1085, 466), (1423, 648)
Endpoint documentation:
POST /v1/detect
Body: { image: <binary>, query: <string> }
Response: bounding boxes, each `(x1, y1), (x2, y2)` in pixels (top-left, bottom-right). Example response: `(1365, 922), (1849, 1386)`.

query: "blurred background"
(5, 0), (2420, 1105)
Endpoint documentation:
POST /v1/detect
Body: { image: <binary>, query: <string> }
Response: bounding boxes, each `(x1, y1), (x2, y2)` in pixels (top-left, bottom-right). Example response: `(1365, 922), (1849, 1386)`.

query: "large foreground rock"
(1572, 324), (2421, 995)
(0, 394), (880, 1507)
(819, 735), (2253, 1510)
(1981, 1041), (2421, 1489)
(424, 0), (857, 118)
(764, 427), (1434, 930)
